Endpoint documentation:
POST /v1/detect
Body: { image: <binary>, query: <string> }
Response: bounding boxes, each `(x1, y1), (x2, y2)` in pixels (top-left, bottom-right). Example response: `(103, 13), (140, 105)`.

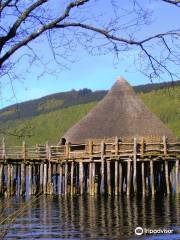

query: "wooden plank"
(176, 160), (179, 194)
(165, 161), (170, 194)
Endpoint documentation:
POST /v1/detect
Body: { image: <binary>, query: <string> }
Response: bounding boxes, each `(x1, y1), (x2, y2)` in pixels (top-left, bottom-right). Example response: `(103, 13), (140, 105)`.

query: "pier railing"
(0, 136), (180, 162)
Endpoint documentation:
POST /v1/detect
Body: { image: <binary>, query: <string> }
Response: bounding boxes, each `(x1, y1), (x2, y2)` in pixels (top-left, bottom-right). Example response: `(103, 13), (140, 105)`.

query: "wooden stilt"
(39, 163), (43, 193)
(79, 162), (83, 195)
(43, 163), (47, 194)
(142, 162), (145, 195)
(100, 141), (105, 194)
(91, 162), (95, 195)
(150, 160), (155, 195)
(47, 162), (53, 194)
(176, 160), (179, 194)
(71, 162), (74, 195)
(10, 164), (14, 195)
(58, 163), (62, 195)
(20, 163), (26, 196)
(107, 161), (111, 195)
(64, 162), (68, 195)
(29, 164), (33, 195)
(133, 138), (137, 194)
(119, 162), (123, 194)
(115, 161), (118, 195)
(127, 160), (131, 196)
(0, 164), (3, 195)
(89, 162), (92, 195)
(7, 164), (11, 196)
(165, 161), (170, 194)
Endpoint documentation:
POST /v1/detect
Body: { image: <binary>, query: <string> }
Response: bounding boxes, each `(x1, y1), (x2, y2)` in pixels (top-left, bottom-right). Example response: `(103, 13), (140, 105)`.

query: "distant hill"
(0, 80), (179, 145)
(1, 80), (179, 122)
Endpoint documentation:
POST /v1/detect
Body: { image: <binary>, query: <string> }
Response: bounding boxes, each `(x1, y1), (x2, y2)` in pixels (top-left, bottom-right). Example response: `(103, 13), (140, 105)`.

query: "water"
(0, 195), (179, 239)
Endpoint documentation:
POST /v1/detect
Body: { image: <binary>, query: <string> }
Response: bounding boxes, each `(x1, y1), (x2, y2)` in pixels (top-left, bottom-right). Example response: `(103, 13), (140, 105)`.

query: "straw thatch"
(63, 77), (174, 143)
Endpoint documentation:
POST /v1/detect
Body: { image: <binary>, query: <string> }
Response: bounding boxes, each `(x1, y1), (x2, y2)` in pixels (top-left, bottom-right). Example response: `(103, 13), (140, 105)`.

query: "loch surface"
(0, 195), (179, 239)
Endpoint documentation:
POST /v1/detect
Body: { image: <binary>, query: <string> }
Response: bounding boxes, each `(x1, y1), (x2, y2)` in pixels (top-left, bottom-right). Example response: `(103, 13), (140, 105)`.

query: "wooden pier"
(0, 136), (179, 196)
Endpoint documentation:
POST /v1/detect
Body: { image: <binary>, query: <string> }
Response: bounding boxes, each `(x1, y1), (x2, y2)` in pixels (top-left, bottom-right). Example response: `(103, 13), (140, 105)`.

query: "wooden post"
(119, 162), (123, 194)
(46, 144), (53, 194)
(141, 137), (145, 195)
(142, 162), (145, 195)
(91, 161), (95, 195)
(64, 161), (68, 195)
(89, 162), (92, 195)
(150, 160), (155, 195)
(0, 164), (3, 195)
(39, 163), (43, 193)
(115, 161), (118, 195)
(115, 137), (119, 195)
(47, 162), (52, 194)
(163, 136), (167, 156)
(20, 163), (26, 196)
(58, 163), (62, 195)
(43, 163), (47, 194)
(79, 162), (83, 195)
(29, 164), (33, 195)
(127, 159), (131, 196)
(10, 164), (14, 195)
(100, 141), (105, 194)
(71, 161), (74, 195)
(133, 138), (137, 194)
(165, 161), (170, 194)
(7, 164), (11, 196)
(107, 161), (111, 195)
(176, 160), (179, 194)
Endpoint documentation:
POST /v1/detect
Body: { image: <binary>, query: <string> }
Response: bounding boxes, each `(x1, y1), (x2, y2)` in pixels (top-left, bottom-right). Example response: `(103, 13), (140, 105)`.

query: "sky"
(1, 0), (180, 109)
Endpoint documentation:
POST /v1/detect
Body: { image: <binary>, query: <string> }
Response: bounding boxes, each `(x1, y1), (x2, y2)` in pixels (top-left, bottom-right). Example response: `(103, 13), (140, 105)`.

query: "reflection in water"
(0, 195), (179, 239)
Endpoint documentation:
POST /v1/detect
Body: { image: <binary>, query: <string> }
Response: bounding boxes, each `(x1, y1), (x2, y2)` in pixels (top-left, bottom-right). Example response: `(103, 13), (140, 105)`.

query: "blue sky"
(1, 0), (179, 108)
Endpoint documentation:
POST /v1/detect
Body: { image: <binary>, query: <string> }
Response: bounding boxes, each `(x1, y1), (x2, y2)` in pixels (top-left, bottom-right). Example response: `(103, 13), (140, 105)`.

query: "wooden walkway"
(0, 136), (179, 196)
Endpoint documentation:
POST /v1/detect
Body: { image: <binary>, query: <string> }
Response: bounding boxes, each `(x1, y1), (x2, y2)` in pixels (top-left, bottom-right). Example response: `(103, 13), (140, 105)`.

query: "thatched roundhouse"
(63, 77), (174, 143)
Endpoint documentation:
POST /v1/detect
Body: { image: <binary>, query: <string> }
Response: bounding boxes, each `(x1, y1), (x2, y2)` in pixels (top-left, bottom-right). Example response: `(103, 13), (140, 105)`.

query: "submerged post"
(100, 140), (105, 194)
(133, 138), (137, 194)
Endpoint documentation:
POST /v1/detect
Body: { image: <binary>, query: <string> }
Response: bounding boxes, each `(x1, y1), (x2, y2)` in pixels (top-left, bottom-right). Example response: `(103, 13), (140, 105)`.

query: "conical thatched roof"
(63, 77), (174, 143)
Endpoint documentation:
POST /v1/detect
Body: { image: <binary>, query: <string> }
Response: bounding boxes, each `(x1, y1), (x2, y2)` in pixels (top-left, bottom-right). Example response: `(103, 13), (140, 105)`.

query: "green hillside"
(0, 85), (179, 145)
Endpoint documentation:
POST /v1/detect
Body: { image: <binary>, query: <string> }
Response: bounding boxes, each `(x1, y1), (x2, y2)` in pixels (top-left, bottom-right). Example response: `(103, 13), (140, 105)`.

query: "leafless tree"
(0, 0), (179, 83)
